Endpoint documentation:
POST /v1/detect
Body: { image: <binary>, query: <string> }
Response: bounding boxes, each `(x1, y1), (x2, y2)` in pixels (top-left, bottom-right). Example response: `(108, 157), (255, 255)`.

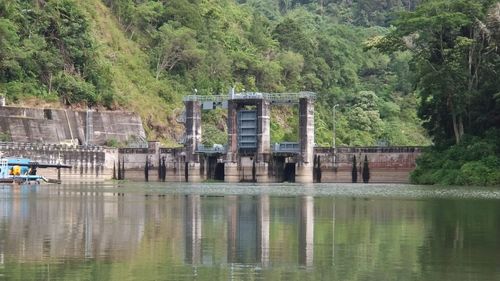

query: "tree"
(153, 23), (204, 79)
(372, 0), (500, 145)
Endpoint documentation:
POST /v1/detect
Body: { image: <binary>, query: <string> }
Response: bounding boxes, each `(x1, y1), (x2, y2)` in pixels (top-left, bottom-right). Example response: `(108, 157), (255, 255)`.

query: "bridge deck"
(183, 92), (316, 104)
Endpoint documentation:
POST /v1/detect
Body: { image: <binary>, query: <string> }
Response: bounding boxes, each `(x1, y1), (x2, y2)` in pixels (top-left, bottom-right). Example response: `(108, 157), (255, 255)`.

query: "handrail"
(183, 92), (316, 103)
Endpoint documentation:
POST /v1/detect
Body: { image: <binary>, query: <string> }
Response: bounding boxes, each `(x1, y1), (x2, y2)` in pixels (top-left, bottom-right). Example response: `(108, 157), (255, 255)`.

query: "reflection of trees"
(321, 198), (427, 280)
(418, 200), (500, 281)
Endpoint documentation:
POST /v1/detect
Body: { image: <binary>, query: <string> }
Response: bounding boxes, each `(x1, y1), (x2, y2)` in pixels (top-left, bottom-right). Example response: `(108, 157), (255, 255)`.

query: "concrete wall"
(0, 140), (422, 183)
(315, 147), (422, 183)
(0, 142), (118, 181)
(116, 147), (186, 182)
(115, 146), (422, 183)
(0, 106), (146, 146)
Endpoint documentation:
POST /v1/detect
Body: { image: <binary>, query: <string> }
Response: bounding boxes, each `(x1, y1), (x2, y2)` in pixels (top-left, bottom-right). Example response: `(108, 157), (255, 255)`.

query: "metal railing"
(183, 91), (316, 103)
(0, 141), (104, 151)
(272, 142), (300, 153)
(196, 144), (227, 154)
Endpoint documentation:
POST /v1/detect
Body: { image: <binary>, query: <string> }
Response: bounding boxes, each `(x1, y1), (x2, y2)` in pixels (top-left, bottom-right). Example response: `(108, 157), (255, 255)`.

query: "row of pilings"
(114, 156), (168, 181)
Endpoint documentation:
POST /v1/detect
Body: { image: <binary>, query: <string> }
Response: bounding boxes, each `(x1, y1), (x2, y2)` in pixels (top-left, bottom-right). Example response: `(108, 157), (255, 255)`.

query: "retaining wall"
(0, 106), (146, 146)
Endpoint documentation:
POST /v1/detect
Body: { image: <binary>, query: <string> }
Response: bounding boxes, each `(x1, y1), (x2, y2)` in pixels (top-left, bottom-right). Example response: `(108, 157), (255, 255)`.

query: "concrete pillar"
(296, 98), (314, 183)
(257, 99), (270, 163)
(224, 162), (239, 183)
(255, 162), (270, 183)
(226, 100), (240, 183)
(226, 100), (238, 162)
(187, 162), (203, 182)
(184, 101), (201, 164)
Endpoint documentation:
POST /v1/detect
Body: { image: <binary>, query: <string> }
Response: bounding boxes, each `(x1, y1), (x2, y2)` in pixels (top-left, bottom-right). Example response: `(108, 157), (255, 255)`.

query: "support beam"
(184, 101), (201, 164)
(226, 100), (238, 163)
(296, 98), (314, 183)
(257, 99), (270, 163)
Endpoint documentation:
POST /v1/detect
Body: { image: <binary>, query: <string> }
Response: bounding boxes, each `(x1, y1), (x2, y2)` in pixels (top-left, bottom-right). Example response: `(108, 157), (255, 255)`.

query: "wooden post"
(145, 156), (149, 182)
(117, 159), (121, 180)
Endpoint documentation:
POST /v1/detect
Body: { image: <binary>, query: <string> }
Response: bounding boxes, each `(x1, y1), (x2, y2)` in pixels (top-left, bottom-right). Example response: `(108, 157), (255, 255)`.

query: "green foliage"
(0, 0), (113, 106)
(105, 138), (121, 148)
(373, 0), (500, 145)
(371, 0), (500, 186)
(411, 130), (500, 186)
(0, 132), (11, 142)
(102, 0), (432, 145)
(2, 0), (431, 145)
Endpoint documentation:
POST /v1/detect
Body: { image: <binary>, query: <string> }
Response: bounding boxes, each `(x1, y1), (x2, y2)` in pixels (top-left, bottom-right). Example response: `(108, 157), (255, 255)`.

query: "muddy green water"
(0, 182), (499, 281)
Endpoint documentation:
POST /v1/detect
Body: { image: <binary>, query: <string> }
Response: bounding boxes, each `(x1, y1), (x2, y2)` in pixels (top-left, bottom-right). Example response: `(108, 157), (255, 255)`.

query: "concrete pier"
(296, 98), (315, 183)
(256, 99), (271, 163)
(184, 101), (201, 164)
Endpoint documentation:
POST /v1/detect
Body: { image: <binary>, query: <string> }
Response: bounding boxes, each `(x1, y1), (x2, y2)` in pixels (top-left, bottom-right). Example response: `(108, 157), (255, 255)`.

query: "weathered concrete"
(296, 98), (314, 183)
(187, 163), (203, 182)
(184, 101), (201, 163)
(0, 142), (117, 181)
(257, 99), (271, 163)
(0, 140), (423, 183)
(0, 106), (145, 146)
(224, 98), (272, 182)
(315, 147), (422, 183)
(224, 162), (239, 183)
(226, 100), (238, 163)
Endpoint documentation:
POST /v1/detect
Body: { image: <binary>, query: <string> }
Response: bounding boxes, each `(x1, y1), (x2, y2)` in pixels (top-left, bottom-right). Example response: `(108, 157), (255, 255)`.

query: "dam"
(183, 90), (316, 183)
(179, 89), (420, 183)
(0, 93), (421, 183)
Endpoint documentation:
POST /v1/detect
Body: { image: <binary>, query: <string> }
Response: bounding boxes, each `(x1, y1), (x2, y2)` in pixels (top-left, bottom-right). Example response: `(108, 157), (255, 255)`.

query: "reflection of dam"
(185, 195), (314, 267)
(226, 195), (272, 265)
(0, 187), (146, 261)
(0, 189), (317, 267)
(0, 189), (426, 271)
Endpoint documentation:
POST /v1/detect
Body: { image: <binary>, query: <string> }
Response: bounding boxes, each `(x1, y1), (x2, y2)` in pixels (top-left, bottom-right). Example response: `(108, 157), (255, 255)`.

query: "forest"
(0, 0), (499, 185)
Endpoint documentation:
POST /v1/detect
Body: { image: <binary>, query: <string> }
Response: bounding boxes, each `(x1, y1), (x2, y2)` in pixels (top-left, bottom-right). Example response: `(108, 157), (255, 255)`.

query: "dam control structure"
(0, 98), (421, 184)
(183, 89), (316, 183)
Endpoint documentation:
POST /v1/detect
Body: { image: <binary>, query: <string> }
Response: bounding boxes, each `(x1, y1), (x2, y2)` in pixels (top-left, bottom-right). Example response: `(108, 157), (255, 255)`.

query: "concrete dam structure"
(0, 106), (146, 146)
(183, 90), (316, 183)
(180, 90), (422, 183)
(0, 99), (422, 184)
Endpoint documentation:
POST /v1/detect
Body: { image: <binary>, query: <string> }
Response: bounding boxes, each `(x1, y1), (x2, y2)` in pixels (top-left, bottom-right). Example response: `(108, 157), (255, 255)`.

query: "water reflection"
(0, 185), (498, 280)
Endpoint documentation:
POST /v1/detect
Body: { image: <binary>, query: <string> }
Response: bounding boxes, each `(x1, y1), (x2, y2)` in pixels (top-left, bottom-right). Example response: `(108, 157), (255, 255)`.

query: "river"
(0, 182), (499, 280)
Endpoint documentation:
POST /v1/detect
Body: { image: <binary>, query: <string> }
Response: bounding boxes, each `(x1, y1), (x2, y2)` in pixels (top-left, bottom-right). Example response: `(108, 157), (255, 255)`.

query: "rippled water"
(0, 182), (499, 280)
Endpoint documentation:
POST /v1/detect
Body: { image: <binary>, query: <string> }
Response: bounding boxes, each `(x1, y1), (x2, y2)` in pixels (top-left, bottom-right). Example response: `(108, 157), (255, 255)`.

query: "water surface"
(0, 182), (499, 280)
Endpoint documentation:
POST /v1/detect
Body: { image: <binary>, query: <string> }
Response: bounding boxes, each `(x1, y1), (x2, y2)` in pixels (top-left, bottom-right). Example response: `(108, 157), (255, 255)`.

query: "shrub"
(411, 130), (500, 186)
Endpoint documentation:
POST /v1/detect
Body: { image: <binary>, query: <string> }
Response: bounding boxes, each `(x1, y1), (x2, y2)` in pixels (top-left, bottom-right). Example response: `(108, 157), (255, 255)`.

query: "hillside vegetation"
(372, 0), (500, 185)
(0, 0), (430, 146)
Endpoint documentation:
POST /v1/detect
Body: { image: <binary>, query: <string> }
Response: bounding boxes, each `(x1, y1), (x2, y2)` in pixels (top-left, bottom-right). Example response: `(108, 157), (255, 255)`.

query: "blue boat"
(0, 157), (71, 184)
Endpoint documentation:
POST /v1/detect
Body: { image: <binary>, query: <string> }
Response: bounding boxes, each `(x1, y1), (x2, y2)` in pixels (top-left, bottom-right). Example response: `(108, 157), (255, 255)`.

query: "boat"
(0, 157), (71, 184)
